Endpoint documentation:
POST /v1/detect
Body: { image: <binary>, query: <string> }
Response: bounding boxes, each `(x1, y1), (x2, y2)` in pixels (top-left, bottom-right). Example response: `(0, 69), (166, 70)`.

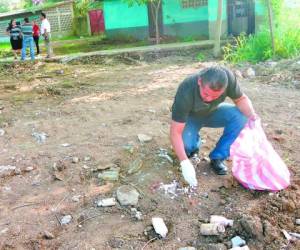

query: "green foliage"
(196, 52), (205, 62)
(224, 0), (300, 63)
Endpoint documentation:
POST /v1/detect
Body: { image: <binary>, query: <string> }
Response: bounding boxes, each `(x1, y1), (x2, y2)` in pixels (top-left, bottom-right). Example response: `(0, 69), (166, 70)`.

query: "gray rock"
(116, 185), (140, 206)
(231, 236), (246, 247)
(138, 134), (152, 143)
(72, 157), (79, 163)
(61, 215), (72, 225)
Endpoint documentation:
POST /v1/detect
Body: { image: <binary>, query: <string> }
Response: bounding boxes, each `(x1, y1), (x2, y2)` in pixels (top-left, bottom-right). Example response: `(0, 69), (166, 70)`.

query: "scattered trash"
(281, 229), (292, 241)
(43, 230), (55, 239)
(245, 67), (256, 78)
(25, 166), (34, 172)
(32, 132), (48, 144)
(61, 143), (71, 147)
(158, 148), (173, 164)
(229, 246), (250, 250)
(0, 228), (9, 235)
(0, 165), (16, 177)
(158, 180), (196, 199)
(295, 219), (300, 225)
(72, 157), (79, 163)
(210, 215), (234, 227)
(98, 168), (119, 181)
(84, 156), (91, 161)
(200, 223), (225, 236)
(231, 236), (246, 247)
(137, 134), (152, 143)
(61, 215), (72, 225)
(0, 129), (5, 136)
(127, 158), (143, 174)
(116, 185), (140, 206)
(97, 198), (116, 207)
(178, 247), (196, 250)
(289, 232), (300, 239)
(82, 165), (89, 169)
(123, 144), (134, 154)
(152, 217), (168, 238)
(131, 207), (143, 220)
(71, 195), (81, 202)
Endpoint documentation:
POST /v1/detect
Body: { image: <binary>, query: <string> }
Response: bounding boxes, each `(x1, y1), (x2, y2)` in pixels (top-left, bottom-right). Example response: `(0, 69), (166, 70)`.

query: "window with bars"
(181, 0), (208, 9)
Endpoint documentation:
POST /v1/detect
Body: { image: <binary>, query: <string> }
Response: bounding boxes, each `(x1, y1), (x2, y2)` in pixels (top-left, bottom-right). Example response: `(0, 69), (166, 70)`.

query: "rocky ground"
(0, 55), (300, 250)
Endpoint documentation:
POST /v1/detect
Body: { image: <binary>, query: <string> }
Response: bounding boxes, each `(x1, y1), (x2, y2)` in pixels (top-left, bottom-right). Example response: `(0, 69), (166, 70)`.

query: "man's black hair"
(41, 12), (46, 18)
(24, 17), (29, 23)
(200, 67), (228, 90)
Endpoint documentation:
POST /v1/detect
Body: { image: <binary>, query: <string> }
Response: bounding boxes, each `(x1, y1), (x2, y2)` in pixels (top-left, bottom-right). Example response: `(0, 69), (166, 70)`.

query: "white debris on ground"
(158, 180), (197, 199)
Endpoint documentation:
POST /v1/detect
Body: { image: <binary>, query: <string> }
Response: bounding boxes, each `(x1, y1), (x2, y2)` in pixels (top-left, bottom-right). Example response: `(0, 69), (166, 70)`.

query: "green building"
(103, 0), (265, 40)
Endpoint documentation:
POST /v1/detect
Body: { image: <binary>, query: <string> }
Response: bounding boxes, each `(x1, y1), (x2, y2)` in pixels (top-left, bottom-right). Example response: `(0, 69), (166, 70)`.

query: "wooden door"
(89, 9), (105, 35)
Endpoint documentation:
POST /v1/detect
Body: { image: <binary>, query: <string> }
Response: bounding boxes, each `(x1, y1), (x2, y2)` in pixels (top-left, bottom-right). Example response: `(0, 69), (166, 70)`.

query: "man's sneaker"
(210, 159), (228, 175)
(190, 154), (201, 166)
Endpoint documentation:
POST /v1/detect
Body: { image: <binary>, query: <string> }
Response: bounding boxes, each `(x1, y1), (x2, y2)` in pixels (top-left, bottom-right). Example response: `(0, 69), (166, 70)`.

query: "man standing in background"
(40, 12), (52, 58)
(21, 17), (35, 61)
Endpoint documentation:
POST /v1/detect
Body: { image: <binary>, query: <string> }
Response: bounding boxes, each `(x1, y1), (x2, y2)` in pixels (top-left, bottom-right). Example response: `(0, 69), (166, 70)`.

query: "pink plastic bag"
(230, 119), (290, 191)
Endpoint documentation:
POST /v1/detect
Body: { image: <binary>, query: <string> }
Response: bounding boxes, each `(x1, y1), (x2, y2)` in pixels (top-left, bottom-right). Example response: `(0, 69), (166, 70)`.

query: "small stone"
(43, 230), (55, 239)
(25, 166), (34, 172)
(137, 134), (152, 143)
(84, 156), (91, 161)
(14, 168), (22, 175)
(231, 236), (246, 247)
(0, 228), (9, 235)
(0, 129), (5, 136)
(82, 165), (89, 169)
(98, 168), (119, 181)
(97, 198), (116, 207)
(71, 195), (81, 202)
(296, 219), (300, 225)
(61, 215), (72, 225)
(61, 143), (71, 147)
(32, 132), (48, 144)
(72, 157), (79, 163)
(116, 185), (140, 206)
(131, 208), (143, 220)
(0, 165), (16, 177)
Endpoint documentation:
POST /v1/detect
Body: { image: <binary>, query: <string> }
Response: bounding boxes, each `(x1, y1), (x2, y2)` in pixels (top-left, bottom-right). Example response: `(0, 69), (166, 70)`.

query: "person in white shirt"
(40, 12), (52, 58)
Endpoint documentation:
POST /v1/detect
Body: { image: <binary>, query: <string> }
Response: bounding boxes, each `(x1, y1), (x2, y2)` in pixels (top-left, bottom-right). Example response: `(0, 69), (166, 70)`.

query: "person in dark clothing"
(6, 19), (22, 60)
(32, 20), (40, 55)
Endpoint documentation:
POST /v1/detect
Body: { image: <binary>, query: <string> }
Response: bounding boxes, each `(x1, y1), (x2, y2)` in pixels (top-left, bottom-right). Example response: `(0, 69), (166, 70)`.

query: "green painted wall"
(103, 0), (148, 30)
(208, 0), (227, 21)
(163, 0), (208, 24)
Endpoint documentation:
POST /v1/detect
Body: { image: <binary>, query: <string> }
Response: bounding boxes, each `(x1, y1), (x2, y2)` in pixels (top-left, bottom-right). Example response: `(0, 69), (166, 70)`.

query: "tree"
(124, 0), (162, 44)
(213, 0), (223, 57)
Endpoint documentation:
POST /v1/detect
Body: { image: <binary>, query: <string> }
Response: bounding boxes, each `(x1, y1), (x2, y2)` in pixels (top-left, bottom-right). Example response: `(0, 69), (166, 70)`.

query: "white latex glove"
(248, 114), (260, 129)
(180, 159), (198, 187)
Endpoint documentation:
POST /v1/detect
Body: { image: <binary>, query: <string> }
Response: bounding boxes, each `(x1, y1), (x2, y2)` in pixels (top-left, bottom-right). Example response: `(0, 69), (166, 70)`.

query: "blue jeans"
(182, 103), (247, 160)
(21, 36), (35, 60)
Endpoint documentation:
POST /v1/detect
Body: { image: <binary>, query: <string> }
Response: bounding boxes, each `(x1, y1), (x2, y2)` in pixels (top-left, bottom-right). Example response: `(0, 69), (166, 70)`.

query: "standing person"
(21, 17), (35, 61)
(40, 12), (52, 58)
(6, 19), (22, 60)
(170, 66), (258, 187)
(32, 20), (40, 55)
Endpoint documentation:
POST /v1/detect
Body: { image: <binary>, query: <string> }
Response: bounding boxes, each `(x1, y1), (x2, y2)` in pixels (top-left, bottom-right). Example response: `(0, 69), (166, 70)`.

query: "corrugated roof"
(0, 0), (74, 19)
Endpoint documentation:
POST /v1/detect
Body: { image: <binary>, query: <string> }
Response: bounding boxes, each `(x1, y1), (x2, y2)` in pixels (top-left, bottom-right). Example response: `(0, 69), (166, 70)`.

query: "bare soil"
(0, 57), (300, 250)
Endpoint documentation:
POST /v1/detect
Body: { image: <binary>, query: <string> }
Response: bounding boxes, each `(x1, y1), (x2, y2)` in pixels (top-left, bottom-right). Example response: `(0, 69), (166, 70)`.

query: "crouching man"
(170, 66), (257, 186)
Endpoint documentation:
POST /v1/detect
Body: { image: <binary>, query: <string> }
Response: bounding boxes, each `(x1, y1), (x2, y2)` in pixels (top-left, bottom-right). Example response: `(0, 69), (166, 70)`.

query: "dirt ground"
(0, 56), (300, 250)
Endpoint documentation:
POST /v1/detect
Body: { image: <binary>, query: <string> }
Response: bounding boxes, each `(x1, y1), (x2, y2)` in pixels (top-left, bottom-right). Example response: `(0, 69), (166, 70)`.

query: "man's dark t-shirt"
(172, 68), (242, 123)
